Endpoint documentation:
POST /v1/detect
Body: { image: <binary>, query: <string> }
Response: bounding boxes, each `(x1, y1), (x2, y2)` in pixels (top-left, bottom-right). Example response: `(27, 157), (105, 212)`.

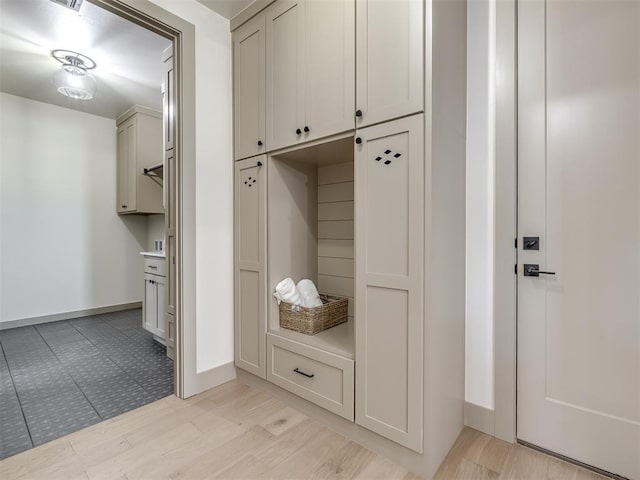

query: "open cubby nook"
(267, 136), (355, 360)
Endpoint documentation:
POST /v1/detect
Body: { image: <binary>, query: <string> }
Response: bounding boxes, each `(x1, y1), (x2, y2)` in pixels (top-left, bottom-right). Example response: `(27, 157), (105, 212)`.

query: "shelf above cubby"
(269, 318), (354, 360)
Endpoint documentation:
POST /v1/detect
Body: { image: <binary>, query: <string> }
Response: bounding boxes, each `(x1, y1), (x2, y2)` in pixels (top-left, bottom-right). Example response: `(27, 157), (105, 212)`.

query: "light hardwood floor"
(0, 379), (610, 480)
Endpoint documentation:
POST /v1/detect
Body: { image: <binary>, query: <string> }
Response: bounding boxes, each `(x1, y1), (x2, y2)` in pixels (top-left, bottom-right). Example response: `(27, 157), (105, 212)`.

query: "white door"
(517, 1), (640, 478)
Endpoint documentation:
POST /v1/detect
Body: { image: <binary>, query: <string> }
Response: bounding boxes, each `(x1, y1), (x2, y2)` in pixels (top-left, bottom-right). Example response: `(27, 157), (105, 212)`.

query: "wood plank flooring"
(0, 379), (610, 479)
(433, 427), (609, 480)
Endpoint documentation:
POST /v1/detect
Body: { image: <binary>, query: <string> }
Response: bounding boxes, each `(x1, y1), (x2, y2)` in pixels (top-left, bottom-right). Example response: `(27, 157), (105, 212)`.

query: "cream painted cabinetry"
(355, 0), (424, 128)
(265, 0), (355, 153)
(267, 333), (354, 420)
(233, 14), (266, 160)
(142, 255), (166, 343)
(232, 0), (466, 476)
(354, 114), (424, 452)
(162, 45), (176, 361)
(234, 156), (268, 378)
(116, 106), (163, 214)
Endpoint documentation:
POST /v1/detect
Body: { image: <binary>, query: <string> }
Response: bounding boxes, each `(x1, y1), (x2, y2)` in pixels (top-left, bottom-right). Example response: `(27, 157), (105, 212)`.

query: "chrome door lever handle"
(524, 264), (556, 277)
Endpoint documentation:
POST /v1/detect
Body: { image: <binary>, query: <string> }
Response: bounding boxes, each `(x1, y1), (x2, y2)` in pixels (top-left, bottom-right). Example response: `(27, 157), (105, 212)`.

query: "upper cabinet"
(263, 0), (355, 153)
(355, 0), (424, 128)
(265, 0), (306, 152)
(116, 106), (163, 215)
(304, 0), (355, 143)
(234, 0), (426, 157)
(234, 14), (266, 160)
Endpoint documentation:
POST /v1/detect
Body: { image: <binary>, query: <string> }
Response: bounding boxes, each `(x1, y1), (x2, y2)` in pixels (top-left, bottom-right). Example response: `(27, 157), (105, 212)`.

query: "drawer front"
(267, 334), (354, 420)
(144, 256), (166, 276)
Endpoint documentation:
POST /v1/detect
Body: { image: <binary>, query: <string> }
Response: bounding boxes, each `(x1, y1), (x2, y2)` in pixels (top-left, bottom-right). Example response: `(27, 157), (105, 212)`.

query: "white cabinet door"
(356, 0), (424, 127)
(304, 0), (355, 142)
(116, 124), (128, 213)
(234, 14), (266, 160)
(117, 119), (136, 213)
(143, 273), (157, 335)
(266, 0), (306, 151)
(234, 156), (267, 378)
(354, 114), (424, 452)
(155, 275), (166, 337)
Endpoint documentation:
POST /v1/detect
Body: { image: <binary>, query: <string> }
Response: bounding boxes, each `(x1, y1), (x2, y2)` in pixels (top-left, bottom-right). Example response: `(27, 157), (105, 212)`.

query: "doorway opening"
(0, 0), (187, 459)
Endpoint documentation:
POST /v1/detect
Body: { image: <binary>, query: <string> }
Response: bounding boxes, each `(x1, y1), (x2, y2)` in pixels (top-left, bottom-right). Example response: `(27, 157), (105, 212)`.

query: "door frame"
(88, 0), (196, 399)
(493, 0), (518, 443)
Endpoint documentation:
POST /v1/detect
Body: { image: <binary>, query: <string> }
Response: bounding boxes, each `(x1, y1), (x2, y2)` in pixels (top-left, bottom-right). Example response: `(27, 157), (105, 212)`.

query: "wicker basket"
(279, 294), (348, 335)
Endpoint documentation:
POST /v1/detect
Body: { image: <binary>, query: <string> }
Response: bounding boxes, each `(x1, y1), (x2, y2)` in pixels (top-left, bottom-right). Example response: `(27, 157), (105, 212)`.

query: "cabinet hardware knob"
(303, 126), (310, 133)
(355, 137), (362, 144)
(296, 128), (302, 135)
(355, 110), (362, 117)
(257, 140), (263, 146)
(293, 368), (314, 378)
(257, 161), (263, 167)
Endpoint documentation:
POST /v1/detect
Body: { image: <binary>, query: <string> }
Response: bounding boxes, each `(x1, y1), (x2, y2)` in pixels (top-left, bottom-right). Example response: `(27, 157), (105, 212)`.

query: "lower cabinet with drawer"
(266, 334), (354, 421)
(142, 254), (166, 346)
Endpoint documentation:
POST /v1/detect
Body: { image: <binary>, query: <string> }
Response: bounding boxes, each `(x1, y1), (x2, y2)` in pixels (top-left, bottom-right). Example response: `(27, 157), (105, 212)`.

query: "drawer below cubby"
(266, 333), (354, 420)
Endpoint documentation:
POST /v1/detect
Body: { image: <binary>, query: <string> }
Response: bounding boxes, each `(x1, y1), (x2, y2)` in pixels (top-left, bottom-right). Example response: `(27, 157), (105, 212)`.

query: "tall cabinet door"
(143, 274), (157, 334)
(304, 0), (355, 142)
(234, 156), (267, 378)
(117, 118), (137, 213)
(163, 44), (177, 362)
(355, 114), (424, 453)
(116, 124), (129, 213)
(355, 0), (424, 127)
(266, 0), (306, 151)
(155, 275), (166, 337)
(234, 14), (266, 160)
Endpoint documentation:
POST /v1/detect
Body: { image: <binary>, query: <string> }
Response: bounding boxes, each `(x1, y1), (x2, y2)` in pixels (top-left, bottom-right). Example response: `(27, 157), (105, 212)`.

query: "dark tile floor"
(0, 309), (173, 459)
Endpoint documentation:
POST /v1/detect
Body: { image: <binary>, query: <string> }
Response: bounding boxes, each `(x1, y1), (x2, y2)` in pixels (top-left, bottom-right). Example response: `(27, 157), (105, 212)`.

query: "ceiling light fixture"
(49, 0), (84, 12)
(51, 49), (97, 100)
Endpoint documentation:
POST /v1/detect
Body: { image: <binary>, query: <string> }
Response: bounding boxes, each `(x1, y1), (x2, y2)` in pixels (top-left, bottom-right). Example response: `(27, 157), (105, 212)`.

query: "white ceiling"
(195, 0), (255, 19)
(0, 0), (172, 119)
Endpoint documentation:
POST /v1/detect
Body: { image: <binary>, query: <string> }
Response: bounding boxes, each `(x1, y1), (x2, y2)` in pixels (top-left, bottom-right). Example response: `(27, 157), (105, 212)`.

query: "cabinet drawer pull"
(293, 367), (314, 379)
(148, 265), (158, 269)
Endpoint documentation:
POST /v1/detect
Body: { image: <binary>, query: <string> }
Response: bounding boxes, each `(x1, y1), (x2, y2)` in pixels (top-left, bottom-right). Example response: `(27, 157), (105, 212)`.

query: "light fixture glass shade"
(54, 64), (97, 100)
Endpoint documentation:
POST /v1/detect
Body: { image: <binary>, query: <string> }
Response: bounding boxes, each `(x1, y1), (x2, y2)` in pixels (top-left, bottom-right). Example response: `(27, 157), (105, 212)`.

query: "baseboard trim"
(188, 361), (237, 396)
(464, 401), (495, 436)
(0, 302), (143, 330)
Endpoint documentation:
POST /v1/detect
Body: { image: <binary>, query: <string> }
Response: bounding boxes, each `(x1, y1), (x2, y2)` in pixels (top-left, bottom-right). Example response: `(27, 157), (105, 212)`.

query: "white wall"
(146, 214), (165, 251)
(0, 93), (147, 323)
(465, 0), (495, 410)
(148, 0), (234, 374)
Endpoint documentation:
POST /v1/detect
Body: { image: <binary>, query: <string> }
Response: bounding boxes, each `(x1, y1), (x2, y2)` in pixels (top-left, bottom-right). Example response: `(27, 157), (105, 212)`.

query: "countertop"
(140, 251), (166, 258)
